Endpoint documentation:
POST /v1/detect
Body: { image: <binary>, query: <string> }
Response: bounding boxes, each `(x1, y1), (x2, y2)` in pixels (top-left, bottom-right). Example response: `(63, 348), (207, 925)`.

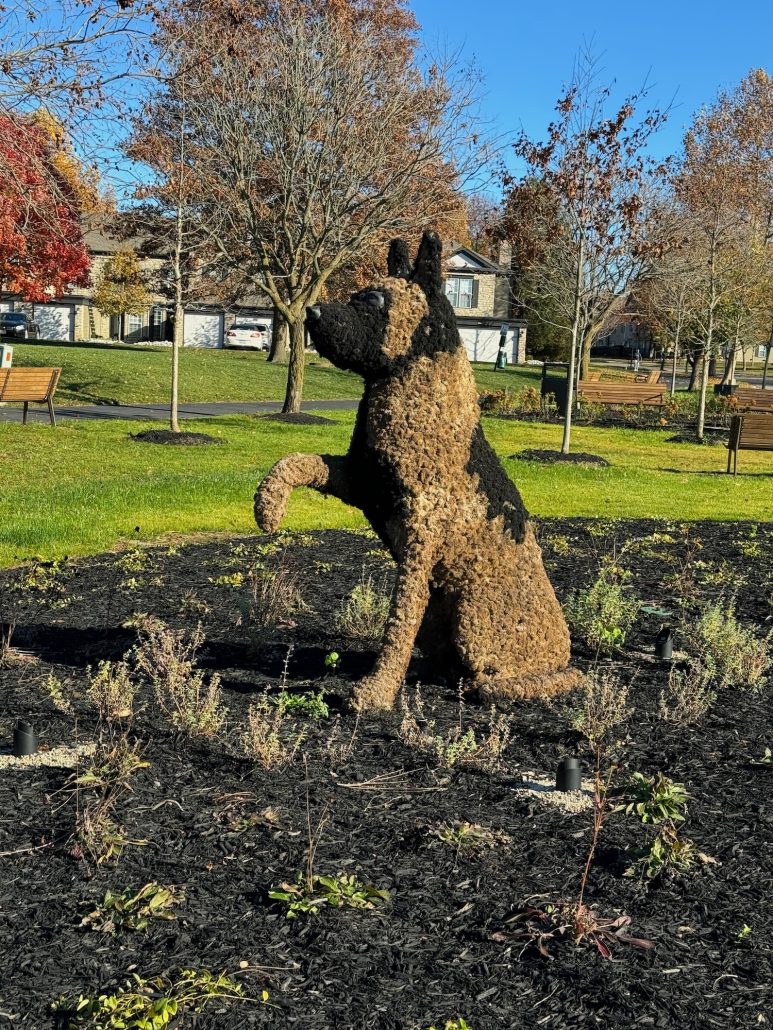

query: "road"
(0, 399), (361, 423)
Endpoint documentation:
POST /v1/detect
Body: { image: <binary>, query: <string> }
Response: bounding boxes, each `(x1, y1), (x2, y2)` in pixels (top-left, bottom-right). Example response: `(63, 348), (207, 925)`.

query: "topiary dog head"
(306, 230), (461, 379)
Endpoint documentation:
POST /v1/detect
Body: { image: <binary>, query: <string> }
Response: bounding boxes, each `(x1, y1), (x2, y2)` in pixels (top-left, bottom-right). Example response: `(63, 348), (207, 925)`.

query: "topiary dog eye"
(364, 291), (385, 309)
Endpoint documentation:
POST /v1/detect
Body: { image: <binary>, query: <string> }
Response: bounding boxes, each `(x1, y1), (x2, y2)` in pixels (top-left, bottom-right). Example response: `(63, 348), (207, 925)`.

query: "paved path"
(0, 399), (360, 423)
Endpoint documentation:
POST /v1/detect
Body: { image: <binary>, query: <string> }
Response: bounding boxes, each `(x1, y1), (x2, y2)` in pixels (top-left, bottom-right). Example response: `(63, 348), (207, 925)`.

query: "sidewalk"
(0, 399), (360, 423)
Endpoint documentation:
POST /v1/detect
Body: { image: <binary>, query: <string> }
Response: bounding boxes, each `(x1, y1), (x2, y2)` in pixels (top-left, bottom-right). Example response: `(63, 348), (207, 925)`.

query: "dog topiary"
(255, 231), (578, 711)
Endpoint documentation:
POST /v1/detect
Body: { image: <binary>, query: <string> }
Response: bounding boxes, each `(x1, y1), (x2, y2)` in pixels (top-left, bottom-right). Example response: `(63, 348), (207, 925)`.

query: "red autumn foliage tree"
(0, 113), (90, 301)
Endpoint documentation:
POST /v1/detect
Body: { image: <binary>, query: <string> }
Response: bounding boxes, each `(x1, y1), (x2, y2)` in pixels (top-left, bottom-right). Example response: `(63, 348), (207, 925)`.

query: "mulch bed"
(511, 449), (610, 467)
(261, 412), (336, 425)
(130, 430), (224, 446)
(1, 519), (771, 1028)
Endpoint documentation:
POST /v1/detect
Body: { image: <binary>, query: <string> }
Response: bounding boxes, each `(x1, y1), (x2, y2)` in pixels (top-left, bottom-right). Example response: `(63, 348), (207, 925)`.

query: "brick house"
(443, 241), (526, 364)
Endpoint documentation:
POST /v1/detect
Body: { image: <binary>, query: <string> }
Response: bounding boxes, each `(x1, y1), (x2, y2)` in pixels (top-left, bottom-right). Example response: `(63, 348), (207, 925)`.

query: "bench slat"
(577, 382), (666, 406)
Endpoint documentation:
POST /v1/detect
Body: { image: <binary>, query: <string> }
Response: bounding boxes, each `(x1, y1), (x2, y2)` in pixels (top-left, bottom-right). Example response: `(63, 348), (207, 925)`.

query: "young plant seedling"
(81, 882), (184, 934)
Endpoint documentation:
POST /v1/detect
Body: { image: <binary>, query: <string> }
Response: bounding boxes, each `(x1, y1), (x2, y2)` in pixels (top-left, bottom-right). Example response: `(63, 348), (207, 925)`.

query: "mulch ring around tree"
(0, 518), (771, 1027)
(130, 429), (225, 445)
(511, 448), (610, 467)
(260, 412), (336, 425)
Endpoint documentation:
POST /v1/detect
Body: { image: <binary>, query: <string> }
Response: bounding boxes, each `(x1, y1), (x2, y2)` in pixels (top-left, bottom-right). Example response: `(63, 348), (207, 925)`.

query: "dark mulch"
(667, 433), (727, 447)
(262, 412), (336, 425)
(130, 430), (224, 446)
(1, 519), (771, 1028)
(511, 449), (610, 467)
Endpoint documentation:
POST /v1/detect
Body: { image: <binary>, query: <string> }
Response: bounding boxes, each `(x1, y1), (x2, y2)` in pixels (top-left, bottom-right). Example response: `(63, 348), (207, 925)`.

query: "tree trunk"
(687, 345), (703, 391)
(670, 331), (680, 396)
(720, 337), (738, 388)
(171, 302), (184, 433)
(580, 333), (591, 380)
(269, 306), (290, 363)
(696, 349), (710, 441)
(117, 315), (124, 343)
(562, 236), (585, 455)
(282, 317), (306, 413)
(763, 343), (772, 389)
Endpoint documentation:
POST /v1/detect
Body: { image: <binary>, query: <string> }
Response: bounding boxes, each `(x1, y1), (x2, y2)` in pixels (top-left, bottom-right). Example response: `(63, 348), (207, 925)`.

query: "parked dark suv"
(0, 312), (38, 339)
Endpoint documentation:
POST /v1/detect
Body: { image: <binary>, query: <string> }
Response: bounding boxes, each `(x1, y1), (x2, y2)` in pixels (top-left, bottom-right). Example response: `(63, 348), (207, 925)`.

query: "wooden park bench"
(727, 413), (773, 475)
(0, 367), (62, 425)
(586, 370), (602, 382)
(728, 386), (773, 413)
(577, 380), (667, 408)
(635, 369), (662, 384)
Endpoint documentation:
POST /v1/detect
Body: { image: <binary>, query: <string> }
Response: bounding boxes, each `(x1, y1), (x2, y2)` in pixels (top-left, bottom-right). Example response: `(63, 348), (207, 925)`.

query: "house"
(0, 220), (273, 348)
(443, 241), (527, 364)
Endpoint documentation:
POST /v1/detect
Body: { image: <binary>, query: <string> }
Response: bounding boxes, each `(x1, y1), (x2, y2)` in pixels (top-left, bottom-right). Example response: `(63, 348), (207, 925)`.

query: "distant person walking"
(633, 348), (641, 372)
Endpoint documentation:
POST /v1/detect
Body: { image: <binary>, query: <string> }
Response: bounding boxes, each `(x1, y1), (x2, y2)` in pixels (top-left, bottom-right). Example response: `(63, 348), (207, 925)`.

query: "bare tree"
(505, 51), (669, 452)
(163, 6), (485, 412)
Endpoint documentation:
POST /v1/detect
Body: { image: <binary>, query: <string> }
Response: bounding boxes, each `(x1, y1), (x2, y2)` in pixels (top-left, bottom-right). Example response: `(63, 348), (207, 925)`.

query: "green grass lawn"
(13, 341), (540, 406)
(1, 413), (770, 566)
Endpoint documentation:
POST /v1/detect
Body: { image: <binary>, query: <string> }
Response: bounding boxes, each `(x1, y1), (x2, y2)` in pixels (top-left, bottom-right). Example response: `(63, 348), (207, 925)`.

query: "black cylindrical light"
(655, 627), (673, 661)
(12, 720), (37, 757)
(556, 757), (581, 792)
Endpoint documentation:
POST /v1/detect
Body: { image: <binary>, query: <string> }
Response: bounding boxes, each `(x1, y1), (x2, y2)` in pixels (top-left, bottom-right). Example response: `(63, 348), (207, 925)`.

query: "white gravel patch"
(0, 742), (95, 771)
(514, 772), (595, 813)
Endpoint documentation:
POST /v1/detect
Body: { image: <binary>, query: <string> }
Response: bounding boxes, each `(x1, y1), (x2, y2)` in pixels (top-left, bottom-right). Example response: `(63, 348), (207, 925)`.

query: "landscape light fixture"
(556, 757), (581, 792)
(655, 627), (674, 662)
(12, 720), (37, 757)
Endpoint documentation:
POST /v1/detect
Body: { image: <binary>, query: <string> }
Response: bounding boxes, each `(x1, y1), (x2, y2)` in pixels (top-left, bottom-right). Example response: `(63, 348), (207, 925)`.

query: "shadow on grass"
(658, 467), (773, 478)
(18, 339), (168, 354)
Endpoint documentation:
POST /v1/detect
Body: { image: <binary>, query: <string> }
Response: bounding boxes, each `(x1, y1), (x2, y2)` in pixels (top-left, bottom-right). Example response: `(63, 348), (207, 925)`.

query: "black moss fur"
(468, 424), (529, 542)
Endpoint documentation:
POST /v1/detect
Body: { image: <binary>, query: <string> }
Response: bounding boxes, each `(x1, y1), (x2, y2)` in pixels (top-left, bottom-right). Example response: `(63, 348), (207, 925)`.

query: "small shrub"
(614, 772), (688, 825)
(13, 558), (67, 594)
(564, 566), (639, 654)
(614, 771), (695, 881)
(67, 731), (149, 865)
(115, 548), (149, 575)
(431, 822), (510, 854)
(44, 671), (74, 714)
(570, 670), (631, 747)
(239, 559), (306, 644)
(641, 825), (696, 879)
(336, 574), (391, 640)
(81, 882), (184, 934)
(54, 968), (247, 1029)
(273, 688), (329, 719)
(269, 873), (389, 918)
(242, 697), (305, 769)
(88, 661), (135, 721)
(131, 618), (225, 738)
(692, 601), (771, 690)
(399, 686), (511, 771)
(659, 662), (715, 724)
(323, 714), (361, 769)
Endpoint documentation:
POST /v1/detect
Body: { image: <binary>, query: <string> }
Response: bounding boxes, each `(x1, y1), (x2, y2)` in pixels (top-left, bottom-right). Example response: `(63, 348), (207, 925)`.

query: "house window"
(126, 313), (143, 338)
(445, 276), (476, 309)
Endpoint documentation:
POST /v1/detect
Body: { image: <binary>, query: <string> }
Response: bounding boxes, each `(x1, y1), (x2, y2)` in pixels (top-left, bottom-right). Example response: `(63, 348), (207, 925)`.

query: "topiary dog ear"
(387, 238), (412, 279)
(411, 230), (443, 293)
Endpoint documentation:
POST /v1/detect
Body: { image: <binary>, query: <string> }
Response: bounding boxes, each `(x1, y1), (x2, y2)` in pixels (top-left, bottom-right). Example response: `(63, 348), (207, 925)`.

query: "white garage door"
(35, 304), (75, 342)
(460, 327), (518, 363)
(184, 311), (223, 348)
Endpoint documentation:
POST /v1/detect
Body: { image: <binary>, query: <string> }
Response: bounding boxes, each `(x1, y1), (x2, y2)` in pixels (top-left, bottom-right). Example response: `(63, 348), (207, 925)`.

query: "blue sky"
(412, 0), (772, 175)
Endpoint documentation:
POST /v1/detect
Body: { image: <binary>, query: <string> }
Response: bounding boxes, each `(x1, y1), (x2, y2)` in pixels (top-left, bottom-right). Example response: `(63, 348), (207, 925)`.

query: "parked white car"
(224, 323), (270, 350)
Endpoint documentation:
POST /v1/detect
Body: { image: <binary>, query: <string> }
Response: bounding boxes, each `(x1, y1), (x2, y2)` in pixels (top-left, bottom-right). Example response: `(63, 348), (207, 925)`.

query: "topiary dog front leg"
(352, 540), (435, 712)
(254, 454), (353, 533)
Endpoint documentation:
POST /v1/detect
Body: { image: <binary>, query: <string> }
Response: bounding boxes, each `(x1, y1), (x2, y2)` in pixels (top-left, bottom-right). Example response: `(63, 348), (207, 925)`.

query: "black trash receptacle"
(541, 362), (570, 417)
